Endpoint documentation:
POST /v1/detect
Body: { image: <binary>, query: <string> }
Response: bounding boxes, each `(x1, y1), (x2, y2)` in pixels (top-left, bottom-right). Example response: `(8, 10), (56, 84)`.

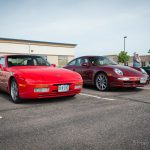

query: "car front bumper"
(110, 76), (149, 88)
(18, 81), (82, 99)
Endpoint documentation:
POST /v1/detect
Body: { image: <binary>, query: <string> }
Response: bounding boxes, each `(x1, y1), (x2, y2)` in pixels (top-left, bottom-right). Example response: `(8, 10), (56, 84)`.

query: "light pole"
(124, 36), (127, 51)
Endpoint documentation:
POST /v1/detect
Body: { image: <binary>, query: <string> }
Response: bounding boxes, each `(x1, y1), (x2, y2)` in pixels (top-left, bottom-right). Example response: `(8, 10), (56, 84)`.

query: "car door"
(74, 58), (86, 76)
(65, 58), (83, 75)
(80, 58), (94, 83)
(65, 57), (94, 83)
(0, 57), (9, 92)
(73, 57), (94, 83)
(64, 59), (77, 71)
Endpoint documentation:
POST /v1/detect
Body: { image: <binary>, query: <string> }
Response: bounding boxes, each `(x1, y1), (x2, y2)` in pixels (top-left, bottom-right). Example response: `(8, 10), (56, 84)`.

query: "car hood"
(9, 66), (82, 83)
(102, 65), (143, 76)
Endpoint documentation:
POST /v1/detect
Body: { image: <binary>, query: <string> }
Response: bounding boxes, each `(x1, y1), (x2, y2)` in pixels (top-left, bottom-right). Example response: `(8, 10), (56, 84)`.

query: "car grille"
(37, 90), (80, 98)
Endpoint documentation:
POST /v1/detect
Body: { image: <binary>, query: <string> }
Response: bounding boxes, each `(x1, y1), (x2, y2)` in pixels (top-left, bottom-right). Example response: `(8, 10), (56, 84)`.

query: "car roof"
(75, 56), (105, 59)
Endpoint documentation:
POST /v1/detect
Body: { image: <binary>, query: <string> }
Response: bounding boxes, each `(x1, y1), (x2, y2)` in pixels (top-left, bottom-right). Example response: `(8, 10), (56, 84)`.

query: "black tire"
(68, 94), (76, 97)
(10, 78), (21, 103)
(95, 73), (109, 91)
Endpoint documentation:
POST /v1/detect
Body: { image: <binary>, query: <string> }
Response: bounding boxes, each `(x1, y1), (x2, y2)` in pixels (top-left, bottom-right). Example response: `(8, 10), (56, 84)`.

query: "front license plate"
(58, 85), (69, 92)
(140, 77), (147, 83)
(34, 88), (49, 93)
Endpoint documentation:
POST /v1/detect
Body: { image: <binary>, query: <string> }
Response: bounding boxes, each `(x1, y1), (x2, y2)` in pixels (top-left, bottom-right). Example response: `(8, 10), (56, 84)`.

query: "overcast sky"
(0, 0), (150, 56)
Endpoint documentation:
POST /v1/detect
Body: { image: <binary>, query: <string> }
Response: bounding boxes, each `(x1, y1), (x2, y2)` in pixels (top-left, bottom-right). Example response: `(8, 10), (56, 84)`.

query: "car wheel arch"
(8, 76), (17, 93)
(94, 71), (110, 91)
(9, 77), (21, 103)
(94, 71), (108, 83)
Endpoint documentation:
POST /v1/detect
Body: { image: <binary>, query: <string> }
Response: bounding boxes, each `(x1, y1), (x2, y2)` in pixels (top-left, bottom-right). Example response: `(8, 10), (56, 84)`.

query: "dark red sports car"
(0, 55), (83, 103)
(64, 56), (149, 91)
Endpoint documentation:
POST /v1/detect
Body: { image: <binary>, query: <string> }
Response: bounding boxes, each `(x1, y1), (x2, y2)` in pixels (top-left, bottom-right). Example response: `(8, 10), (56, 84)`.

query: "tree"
(117, 51), (130, 65)
(148, 49), (150, 53)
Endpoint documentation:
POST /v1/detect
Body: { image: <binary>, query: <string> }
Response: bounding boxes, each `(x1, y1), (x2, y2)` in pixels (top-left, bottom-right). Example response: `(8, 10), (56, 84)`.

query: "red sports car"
(0, 55), (83, 103)
(64, 56), (149, 91)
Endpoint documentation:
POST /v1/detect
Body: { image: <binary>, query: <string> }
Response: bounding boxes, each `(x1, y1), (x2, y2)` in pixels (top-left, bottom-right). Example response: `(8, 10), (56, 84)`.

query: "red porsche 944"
(0, 55), (83, 103)
(64, 56), (149, 91)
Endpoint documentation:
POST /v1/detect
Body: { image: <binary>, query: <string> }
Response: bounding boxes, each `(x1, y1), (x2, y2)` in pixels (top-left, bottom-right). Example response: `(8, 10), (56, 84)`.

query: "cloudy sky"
(0, 0), (150, 56)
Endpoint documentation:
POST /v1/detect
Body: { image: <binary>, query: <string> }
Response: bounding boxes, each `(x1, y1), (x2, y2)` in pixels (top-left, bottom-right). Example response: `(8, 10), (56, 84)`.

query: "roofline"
(78, 55), (107, 57)
(0, 37), (77, 48)
(3, 54), (49, 57)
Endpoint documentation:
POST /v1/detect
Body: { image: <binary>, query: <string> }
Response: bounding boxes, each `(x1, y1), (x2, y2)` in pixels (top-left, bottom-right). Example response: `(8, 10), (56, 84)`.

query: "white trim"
(80, 93), (116, 101)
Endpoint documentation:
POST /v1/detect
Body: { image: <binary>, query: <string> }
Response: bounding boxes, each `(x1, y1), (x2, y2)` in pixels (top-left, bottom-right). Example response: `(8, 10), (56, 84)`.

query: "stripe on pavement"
(80, 93), (116, 101)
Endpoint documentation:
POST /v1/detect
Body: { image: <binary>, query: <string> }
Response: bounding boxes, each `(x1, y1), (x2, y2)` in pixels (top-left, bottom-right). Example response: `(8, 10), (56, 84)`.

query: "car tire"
(10, 78), (21, 103)
(68, 94), (76, 97)
(95, 73), (109, 91)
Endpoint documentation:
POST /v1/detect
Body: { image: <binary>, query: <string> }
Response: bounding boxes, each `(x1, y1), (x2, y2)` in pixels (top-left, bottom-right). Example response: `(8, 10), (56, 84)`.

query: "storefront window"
(141, 61), (145, 67)
(58, 56), (68, 67)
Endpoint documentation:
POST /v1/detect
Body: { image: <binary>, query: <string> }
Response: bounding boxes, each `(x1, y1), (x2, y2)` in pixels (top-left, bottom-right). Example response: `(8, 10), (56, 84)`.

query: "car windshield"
(7, 55), (50, 67)
(89, 56), (117, 66)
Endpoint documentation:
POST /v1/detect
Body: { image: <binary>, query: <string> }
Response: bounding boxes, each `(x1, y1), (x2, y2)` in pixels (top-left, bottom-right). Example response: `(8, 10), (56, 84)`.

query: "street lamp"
(124, 36), (127, 51)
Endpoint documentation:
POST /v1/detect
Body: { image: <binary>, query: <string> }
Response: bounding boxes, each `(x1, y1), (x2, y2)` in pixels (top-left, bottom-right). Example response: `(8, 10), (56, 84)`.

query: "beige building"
(0, 38), (76, 67)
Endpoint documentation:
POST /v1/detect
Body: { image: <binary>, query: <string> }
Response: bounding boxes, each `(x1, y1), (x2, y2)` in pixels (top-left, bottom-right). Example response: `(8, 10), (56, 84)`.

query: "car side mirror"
(51, 64), (56, 67)
(0, 64), (3, 70)
(81, 62), (90, 67)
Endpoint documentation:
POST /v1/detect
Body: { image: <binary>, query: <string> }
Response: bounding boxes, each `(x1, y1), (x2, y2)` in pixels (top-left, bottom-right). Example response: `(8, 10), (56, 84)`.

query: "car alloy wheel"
(95, 73), (109, 91)
(10, 79), (20, 103)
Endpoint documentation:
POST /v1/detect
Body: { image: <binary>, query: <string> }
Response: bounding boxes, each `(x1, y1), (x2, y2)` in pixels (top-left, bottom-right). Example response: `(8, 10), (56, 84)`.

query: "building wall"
(29, 44), (74, 56)
(0, 41), (75, 67)
(47, 55), (58, 66)
(0, 43), (29, 54)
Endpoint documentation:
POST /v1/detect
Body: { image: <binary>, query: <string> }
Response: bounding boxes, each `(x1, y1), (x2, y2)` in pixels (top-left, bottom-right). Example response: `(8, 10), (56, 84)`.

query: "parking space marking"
(80, 93), (116, 101)
(138, 87), (150, 90)
(0, 116), (2, 119)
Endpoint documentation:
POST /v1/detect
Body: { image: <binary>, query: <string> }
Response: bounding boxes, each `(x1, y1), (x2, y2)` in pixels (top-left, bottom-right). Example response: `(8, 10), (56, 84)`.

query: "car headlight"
(74, 82), (83, 89)
(114, 68), (123, 75)
(140, 68), (147, 74)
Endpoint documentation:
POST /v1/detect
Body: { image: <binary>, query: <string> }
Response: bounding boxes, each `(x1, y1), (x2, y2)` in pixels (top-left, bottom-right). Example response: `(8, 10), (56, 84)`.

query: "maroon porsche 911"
(64, 56), (149, 91)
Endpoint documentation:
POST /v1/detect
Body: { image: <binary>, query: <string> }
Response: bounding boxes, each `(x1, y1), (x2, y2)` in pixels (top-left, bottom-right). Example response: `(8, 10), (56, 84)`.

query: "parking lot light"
(124, 36), (127, 52)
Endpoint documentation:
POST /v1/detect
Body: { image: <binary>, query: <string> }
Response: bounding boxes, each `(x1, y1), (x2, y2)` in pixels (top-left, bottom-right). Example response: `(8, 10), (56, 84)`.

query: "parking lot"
(0, 85), (150, 150)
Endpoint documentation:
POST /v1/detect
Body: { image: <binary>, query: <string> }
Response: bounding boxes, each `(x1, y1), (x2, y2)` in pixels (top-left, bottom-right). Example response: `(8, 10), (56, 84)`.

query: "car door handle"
(73, 69), (76, 71)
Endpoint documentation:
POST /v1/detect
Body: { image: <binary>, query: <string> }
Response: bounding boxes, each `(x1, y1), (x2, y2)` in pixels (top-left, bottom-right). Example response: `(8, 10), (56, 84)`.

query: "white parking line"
(80, 93), (116, 101)
(138, 87), (150, 90)
(0, 116), (2, 119)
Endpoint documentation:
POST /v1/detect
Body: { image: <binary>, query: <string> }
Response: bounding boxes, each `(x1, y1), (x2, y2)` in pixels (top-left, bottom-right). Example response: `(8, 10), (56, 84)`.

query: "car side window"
(76, 58), (88, 66)
(68, 60), (76, 66)
(0, 57), (5, 67)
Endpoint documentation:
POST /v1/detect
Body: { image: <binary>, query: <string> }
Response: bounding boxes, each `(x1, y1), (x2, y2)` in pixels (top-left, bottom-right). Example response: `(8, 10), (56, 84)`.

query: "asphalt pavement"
(0, 85), (150, 150)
